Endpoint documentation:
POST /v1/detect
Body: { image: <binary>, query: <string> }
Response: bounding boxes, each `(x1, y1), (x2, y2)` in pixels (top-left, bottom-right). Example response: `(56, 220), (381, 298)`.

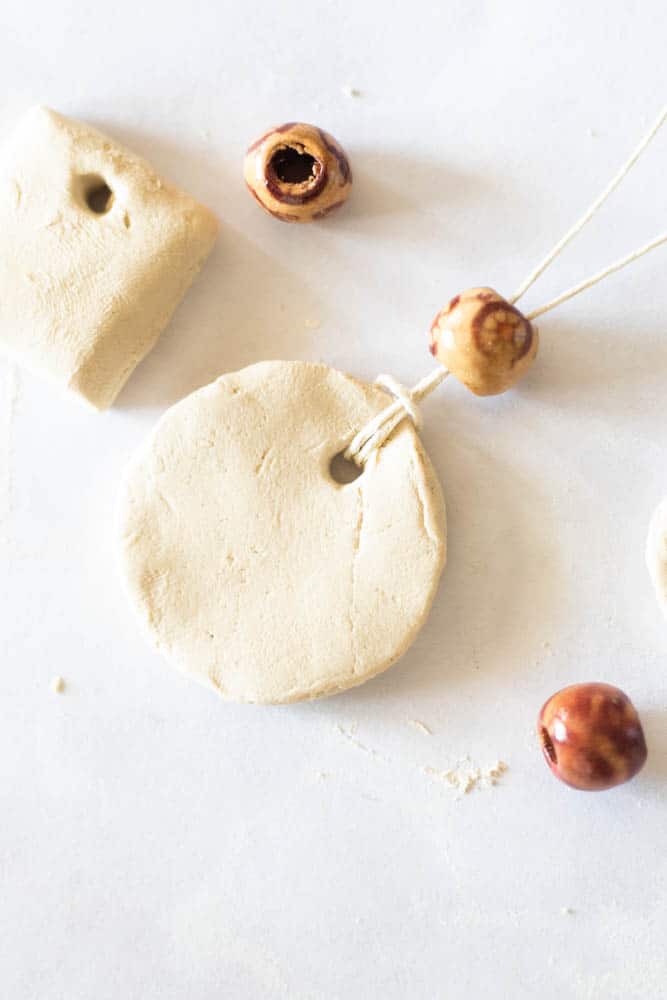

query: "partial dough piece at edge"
(646, 497), (667, 620)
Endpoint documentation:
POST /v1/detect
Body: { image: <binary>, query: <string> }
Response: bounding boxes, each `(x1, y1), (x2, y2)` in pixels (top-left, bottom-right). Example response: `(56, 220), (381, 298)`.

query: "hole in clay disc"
(329, 450), (363, 485)
(270, 146), (318, 185)
(79, 174), (115, 214)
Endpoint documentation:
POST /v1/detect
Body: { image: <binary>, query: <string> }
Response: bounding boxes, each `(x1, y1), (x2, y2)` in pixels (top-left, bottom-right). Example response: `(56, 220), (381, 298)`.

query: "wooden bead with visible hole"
(429, 287), (538, 396)
(244, 122), (352, 223)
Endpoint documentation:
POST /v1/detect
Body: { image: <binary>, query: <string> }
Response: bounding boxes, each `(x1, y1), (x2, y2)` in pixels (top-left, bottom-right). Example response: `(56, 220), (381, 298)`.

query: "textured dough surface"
(646, 497), (667, 619)
(0, 106), (218, 409)
(119, 361), (447, 704)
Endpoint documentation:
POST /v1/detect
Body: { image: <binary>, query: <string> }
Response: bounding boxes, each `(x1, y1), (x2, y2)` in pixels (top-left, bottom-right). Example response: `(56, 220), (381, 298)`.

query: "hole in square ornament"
(76, 173), (115, 214)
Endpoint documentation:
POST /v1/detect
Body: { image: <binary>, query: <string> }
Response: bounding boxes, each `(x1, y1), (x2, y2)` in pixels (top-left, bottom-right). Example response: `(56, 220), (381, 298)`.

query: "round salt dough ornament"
(119, 361), (446, 704)
(646, 498), (667, 619)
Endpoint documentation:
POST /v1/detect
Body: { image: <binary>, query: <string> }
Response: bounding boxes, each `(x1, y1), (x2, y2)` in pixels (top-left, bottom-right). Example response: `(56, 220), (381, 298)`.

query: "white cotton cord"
(509, 105), (667, 306)
(525, 230), (667, 320)
(345, 367), (448, 467)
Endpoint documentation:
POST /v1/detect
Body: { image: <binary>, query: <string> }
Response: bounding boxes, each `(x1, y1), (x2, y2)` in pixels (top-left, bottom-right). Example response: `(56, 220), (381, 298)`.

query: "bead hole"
(270, 146), (317, 185)
(329, 450), (363, 485)
(78, 174), (115, 214)
(540, 727), (557, 766)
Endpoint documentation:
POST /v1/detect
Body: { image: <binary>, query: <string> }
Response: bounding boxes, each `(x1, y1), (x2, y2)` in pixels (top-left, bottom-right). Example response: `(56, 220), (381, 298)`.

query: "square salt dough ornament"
(0, 107), (218, 409)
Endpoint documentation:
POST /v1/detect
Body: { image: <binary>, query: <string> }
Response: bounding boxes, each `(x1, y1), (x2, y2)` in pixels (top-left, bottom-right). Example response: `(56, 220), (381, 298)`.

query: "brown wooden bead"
(244, 122), (352, 223)
(429, 287), (538, 396)
(538, 683), (648, 791)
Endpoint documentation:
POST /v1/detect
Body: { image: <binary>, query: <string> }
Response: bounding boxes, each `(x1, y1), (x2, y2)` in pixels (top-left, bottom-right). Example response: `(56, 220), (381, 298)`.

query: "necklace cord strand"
(526, 231), (667, 320)
(509, 105), (667, 306)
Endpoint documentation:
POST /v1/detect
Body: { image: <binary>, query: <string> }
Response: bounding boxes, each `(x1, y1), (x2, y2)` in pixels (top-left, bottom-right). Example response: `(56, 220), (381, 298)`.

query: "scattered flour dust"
(408, 719), (432, 735)
(422, 759), (508, 795)
(335, 723), (386, 761)
(334, 722), (507, 797)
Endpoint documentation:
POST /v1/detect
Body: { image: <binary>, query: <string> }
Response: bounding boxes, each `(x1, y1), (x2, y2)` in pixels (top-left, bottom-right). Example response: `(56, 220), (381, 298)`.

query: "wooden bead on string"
(294, 109), (666, 467)
(429, 287), (538, 396)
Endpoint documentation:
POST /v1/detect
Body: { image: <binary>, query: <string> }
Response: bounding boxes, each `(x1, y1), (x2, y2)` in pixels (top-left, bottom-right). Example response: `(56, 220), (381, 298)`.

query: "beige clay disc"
(118, 361), (446, 703)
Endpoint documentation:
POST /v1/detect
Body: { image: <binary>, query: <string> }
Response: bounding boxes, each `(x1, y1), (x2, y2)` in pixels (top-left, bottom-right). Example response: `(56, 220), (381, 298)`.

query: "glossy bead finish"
(429, 287), (538, 395)
(244, 122), (352, 223)
(538, 682), (647, 791)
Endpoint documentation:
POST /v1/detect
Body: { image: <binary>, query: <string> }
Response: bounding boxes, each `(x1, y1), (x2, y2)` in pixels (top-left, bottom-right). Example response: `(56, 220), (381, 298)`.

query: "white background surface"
(1, 2), (666, 998)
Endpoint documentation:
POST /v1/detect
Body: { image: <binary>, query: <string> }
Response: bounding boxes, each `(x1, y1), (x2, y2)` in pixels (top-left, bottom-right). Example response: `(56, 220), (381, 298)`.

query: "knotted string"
(344, 368), (448, 466)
